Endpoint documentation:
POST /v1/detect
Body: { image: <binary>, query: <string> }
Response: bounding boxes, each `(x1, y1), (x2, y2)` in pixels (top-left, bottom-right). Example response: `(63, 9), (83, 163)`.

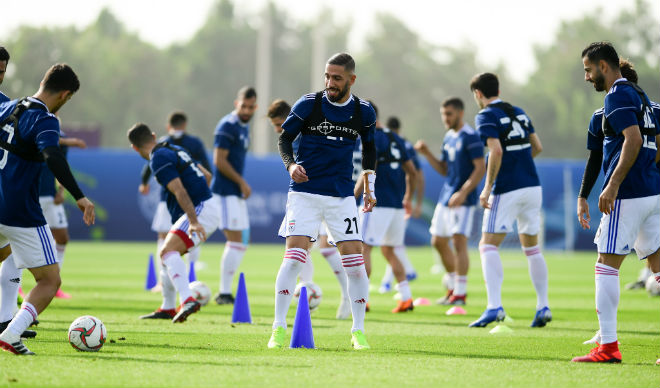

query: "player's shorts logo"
(288, 219), (295, 232)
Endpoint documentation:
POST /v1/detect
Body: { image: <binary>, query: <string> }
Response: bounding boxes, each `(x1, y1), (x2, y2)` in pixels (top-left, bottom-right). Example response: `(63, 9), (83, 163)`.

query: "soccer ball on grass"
(68, 315), (107, 352)
(189, 281), (212, 306)
(294, 282), (322, 311)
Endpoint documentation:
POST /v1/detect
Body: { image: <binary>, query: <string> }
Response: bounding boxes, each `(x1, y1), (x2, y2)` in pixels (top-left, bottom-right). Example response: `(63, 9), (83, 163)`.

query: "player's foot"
(469, 307), (506, 328)
(0, 331), (34, 355)
(378, 282), (391, 294)
(406, 272), (418, 282)
(571, 342), (621, 363)
(139, 308), (176, 319)
(54, 289), (72, 299)
(436, 290), (454, 305)
(447, 294), (466, 306)
(530, 306), (552, 327)
(267, 327), (286, 349)
(656, 358), (660, 366)
(351, 330), (370, 350)
(624, 280), (645, 290)
(336, 298), (351, 320)
(0, 321), (36, 339)
(391, 298), (414, 313)
(583, 330), (601, 344)
(172, 297), (201, 323)
(214, 293), (235, 305)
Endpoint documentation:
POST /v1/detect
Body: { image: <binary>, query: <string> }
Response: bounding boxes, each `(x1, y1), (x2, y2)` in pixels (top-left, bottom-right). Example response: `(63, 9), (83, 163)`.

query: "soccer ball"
(294, 282), (322, 311)
(68, 316), (107, 352)
(189, 281), (211, 306)
(645, 276), (660, 296)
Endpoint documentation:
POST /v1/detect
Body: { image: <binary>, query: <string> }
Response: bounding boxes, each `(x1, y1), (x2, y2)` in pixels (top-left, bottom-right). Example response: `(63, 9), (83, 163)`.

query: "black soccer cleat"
(139, 309), (176, 320)
(0, 320), (37, 339)
(214, 293), (235, 305)
(172, 297), (201, 323)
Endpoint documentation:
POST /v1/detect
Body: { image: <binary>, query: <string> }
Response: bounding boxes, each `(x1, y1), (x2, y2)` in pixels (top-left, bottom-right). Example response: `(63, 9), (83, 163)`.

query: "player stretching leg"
(572, 42), (660, 363)
(468, 72), (551, 328)
(0, 64), (95, 355)
(268, 53), (377, 349)
(416, 97), (485, 306)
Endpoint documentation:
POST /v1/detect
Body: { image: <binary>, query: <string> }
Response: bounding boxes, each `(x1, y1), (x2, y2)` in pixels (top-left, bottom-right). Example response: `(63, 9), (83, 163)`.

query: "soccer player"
(415, 97), (485, 306)
(268, 53), (376, 349)
(468, 72), (551, 328)
(0, 64), (95, 355)
(572, 42), (660, 363)
(211, 87), (256, 305)
(358, 102), (417, 313)
(268, 99), (352, 320)
(128, 123), (219, 323)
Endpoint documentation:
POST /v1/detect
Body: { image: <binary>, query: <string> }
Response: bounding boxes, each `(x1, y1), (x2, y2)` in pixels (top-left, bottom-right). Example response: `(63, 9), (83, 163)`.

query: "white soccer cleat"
(336, 298), (351, 320)
(583, 330), (601, 345)
(0, 331), (35, 355)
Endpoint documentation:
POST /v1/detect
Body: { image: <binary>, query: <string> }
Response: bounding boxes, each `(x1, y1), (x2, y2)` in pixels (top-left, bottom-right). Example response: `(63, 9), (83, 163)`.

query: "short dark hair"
(367, 100), (378, 118)
(127, 123), (154, 148)
(42, 63), (80, 93)
(469, 73), (499, 98)
(327, 53), (355, 73)
(619, 59), (638, 84)
(441, 97), (465, 111)
(0, 47), (9, 62)
(168, 111), (187, 128)
(267, 99), (291, 119)
(237, 86), (257, 100)
(581, 42), (619, 69)
(386, 116), (400, 131)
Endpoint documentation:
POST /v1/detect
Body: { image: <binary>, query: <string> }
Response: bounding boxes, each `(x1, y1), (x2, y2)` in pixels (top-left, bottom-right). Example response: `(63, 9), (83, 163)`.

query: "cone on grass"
(188, 260), (197, 283)
(145, 254), (158, 290)
(290, 286), (315, 349)
(489, 324), (513, 334)
(231, 272), (252, 323)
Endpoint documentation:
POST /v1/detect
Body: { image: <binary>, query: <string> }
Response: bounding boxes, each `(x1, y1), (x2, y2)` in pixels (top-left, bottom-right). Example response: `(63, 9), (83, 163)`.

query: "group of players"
(0, 41), (658, 364)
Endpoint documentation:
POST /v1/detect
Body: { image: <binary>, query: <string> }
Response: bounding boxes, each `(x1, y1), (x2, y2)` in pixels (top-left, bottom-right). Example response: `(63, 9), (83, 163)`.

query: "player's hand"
(412, 203), (422, 218)
(53, 190), (65, 205)
(240, 180), (252, 199)
(448, 191), (466, 208)
(189, 222), (207, 243)
(363, 192), (376, 213)
(138, 183), (150, 195)
(288, 164), (309, 183)
(76, 197), (95, 226)
(598, 183), (619, 215)
(479, 186), (491, 209)
(70, 138), (87, 149)
(414, 140), (429, 154)
(577, 197), (591, 230)
(403, 198), (413, 217)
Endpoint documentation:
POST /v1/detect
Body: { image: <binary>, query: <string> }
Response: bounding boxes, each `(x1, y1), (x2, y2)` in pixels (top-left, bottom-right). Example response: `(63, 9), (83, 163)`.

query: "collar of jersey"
(487, 98), (503, 105)
(323, 91), (354, 107)
(230, 112), (249, 127)
(27, 97), (49, 112)
(608, 77), (628, 93)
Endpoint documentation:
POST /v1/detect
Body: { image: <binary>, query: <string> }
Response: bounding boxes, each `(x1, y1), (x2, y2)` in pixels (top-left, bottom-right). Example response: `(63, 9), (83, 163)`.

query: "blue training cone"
(231, 272), (252, 323)
(145, 254), (158, 290)
(188, 260), (197, 283)
(290, 286), (315, 349)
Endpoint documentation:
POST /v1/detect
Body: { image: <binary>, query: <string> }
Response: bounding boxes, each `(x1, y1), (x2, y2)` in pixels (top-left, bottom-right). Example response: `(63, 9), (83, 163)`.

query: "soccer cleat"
(406, 272), (418, 282)
(214, 293), (235, 305)
(139, 308), (176, 320)
(391, 298), (414, 313)
(469, 307), (506, 328)
(571, 342), (622, 363)
(378, 282), (391, 294)
(530, 306), (552, 327)
(267, 326), (286, 349)
(351, 330), (370, 350)
(29, 319), (39, 327)
(447, 294), (466, 306)
(436, 290), (454, 305)
(0, 321), (36, 339)
(336, 298), (351, 320)
(172, 297), (201, 323)
(0, 331), (34, 355)
(54, 289), (72, 299)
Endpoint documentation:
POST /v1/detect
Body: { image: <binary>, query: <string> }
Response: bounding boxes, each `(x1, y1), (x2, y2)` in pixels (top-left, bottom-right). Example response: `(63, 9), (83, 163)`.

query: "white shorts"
(361, 207), (406, 246)
(39, 196), (68, 229)
(170, 197), (221, 251)
(595, 194), (660, 258)
(430, 204), (475, 237)
(279, 191), (361, 244)
(0, 224), (59, 269)
(214, 194), (249, 231)
(151, 201), (172, 233)
(482, 186), (542, 235)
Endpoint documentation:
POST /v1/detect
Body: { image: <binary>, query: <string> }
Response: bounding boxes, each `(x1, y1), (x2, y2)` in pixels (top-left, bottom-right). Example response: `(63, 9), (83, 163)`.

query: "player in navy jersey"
(468, 72), (551, 329)
(572, 43), (660, 363)
(269, 53), (377, 350)
(269, 99), (352, 320)
(128, 123), (219, 323)
(416, 97), (485, 308)
(211, 86), (256, 305)
(0, 64), (95, 355)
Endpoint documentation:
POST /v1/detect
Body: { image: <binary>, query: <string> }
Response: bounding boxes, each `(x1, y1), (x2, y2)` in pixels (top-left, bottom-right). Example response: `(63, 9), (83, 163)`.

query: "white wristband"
(366, 171), (376, 195)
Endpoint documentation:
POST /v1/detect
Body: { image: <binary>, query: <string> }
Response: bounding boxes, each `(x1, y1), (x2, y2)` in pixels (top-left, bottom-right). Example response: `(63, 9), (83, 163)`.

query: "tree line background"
(1, 0), (658, 158)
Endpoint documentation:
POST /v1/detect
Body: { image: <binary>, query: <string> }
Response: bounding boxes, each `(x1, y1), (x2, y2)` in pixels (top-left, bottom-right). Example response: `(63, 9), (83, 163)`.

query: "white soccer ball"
(189, 281), (211, 306)
(294, 282), (323, 311)
(68, 315), (107, 352)
(645, 276), (660, 296)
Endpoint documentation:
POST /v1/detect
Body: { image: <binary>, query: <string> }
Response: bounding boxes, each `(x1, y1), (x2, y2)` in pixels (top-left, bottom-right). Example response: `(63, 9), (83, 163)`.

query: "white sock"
(523, 245), (549, 310)
(394, 246), (415, 274)
(595, 263), (619, 344)
(479, 244), (503, 309)
(160, 267), (176, 310)
(220, 242), (247, 294)
(398, 280), (412, 300)
(455, 275), (468, 297)
(187, 246), (200, 263)
(56, 243), (66, 267)
(299, 251), (314, 283)
(161, 251), (192, 303)
(320, 248), (349, 299)
(0, 256), (22, 322)
(381, 264), (394, 286)
(447, 272), (457, 292)
(273, 248), (307, 329)
(6, 301), (37, 337)
(342, 254), (369, 333)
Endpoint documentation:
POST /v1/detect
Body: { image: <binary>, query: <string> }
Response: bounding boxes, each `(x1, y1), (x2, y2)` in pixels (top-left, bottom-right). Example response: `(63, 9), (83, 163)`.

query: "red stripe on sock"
(284, 255), (306, 263)
(343, 262), (364, 267)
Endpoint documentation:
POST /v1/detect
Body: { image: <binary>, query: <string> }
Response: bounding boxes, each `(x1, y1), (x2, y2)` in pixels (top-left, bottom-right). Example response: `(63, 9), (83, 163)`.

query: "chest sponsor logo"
(309, 120), (358, 137)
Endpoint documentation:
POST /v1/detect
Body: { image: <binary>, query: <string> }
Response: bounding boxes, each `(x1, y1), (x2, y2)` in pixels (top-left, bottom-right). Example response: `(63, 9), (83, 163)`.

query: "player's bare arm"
(59, 137), (87, 149)
(529, 133), (543, 158)
(450, 156), (485, 208)
(361, 136), (377, 213)
(214, 147), (251, 198)
(598, 125), (642, 214)
(166, 177), (206, 242)
(577, 147), (602, 230)
(413, 165), (425, 218)
(198, 163), (212, 185)
(402, 160), (416, 214)
(414, 140), (447, 176)
(479, 138), (503, 209)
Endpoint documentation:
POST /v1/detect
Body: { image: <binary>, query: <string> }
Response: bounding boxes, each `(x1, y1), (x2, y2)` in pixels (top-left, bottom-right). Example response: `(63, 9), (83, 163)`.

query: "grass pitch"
(0, 242), (658, 388)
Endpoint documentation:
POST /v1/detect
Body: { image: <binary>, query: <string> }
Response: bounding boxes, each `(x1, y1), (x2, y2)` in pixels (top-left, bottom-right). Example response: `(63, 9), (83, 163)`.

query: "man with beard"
(572, 42), (660, 363)
(211, 87), (256, 305)
(268, 53), (377, 349)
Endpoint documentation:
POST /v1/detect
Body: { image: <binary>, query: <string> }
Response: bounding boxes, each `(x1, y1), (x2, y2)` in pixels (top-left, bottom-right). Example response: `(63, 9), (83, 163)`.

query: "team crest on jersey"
(309, 120), (358, 137)
(288, 219), (296, 232)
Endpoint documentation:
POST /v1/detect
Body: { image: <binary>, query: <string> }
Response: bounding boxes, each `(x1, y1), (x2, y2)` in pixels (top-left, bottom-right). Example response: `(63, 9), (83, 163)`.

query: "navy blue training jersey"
(155, 133), (210, 202)
(211, 113), (249, 197)
(438, 124), (484, 206)
(374, 128), (410, 208)
(282, 92), (376, 197)
(476, 99), (540, 195)
(0, 91), (9, 103)
(587, 101), (660, 151)
(150, 144), (212, 223)
(0, 98), (60, 227)
(402, 137), (421, 170)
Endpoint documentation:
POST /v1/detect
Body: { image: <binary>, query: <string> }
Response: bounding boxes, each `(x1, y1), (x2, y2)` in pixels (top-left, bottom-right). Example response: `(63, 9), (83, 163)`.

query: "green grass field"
(1, 242), (658, 388)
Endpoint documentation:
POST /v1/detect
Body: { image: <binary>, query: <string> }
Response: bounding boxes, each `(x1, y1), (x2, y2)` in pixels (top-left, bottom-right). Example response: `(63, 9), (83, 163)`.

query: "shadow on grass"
(46, 353), (311, 368)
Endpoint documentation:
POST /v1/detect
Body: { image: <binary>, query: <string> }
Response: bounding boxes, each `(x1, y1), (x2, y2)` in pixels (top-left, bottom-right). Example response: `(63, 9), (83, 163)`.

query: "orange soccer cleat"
(572, 342), (621, 363)
(391, 298), (414, 313)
